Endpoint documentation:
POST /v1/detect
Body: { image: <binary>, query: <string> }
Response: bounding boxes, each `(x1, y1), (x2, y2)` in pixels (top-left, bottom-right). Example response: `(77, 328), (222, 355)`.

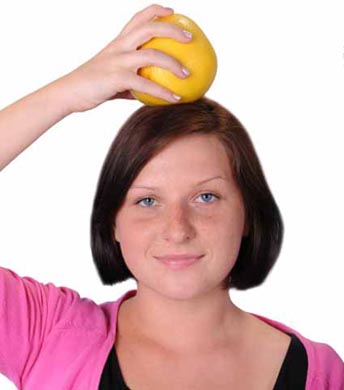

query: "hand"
(58, 4), (192, 113)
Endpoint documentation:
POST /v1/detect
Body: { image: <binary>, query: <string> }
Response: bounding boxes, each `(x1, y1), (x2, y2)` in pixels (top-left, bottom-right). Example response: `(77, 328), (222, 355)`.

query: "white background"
(1, 0), (343, 387)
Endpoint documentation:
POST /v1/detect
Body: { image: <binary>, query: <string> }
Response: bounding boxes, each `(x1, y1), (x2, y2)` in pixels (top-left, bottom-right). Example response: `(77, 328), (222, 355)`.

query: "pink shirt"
(0, 266), (343, 389)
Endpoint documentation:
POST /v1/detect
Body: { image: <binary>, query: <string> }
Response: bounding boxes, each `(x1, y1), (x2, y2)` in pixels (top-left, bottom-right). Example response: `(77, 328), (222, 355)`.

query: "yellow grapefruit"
(131, 14), (217, 106)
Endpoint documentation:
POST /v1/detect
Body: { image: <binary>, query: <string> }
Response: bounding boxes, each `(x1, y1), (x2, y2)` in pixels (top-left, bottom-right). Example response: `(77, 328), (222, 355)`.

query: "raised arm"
(0, 4), (191, 171)
(0, 78), (74, 171)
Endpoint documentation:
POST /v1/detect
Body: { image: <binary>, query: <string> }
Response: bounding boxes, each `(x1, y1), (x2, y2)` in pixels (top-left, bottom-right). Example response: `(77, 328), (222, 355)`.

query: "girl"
(1, 4), (343, 389)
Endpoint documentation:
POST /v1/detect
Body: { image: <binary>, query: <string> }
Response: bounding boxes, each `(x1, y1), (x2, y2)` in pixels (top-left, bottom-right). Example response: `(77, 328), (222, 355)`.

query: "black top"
(99, 332), (308, 390)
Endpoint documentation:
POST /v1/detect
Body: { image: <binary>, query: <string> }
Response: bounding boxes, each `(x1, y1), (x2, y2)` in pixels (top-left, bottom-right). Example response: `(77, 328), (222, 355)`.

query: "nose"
(162, 203), (196, 242)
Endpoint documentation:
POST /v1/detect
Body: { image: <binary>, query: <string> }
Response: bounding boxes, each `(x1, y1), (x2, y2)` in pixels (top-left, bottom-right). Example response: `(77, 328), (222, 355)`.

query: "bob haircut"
(90, 97), (283, 290)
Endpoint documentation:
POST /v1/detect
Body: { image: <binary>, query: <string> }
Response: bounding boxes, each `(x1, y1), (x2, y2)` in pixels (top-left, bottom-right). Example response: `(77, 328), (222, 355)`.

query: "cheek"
(202, 203), (245, 233)
(115, 216), (151, 265)
(207, 207), (246, 258)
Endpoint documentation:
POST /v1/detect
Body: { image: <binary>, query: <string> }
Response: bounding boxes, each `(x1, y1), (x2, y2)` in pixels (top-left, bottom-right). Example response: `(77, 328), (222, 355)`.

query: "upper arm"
(308, 342), (344, 389)
(0, 266), (80, 386)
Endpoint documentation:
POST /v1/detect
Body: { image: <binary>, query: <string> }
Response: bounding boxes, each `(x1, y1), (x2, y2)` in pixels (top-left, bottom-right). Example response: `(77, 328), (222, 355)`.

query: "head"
(90, 97), (283, 292)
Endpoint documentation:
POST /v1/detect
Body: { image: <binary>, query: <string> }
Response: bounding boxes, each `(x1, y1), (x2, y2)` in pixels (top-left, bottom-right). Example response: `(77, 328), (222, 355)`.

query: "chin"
(145, 279), (216, 302)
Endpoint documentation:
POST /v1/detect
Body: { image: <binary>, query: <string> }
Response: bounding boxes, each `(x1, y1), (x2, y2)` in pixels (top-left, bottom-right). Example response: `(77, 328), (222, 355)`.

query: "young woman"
(0, 4), (343, 390)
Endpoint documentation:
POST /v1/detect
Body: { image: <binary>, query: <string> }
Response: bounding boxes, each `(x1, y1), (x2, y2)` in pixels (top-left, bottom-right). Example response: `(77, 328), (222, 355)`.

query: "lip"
(155, 254), (204, 270)
(155, 254), (204, 261)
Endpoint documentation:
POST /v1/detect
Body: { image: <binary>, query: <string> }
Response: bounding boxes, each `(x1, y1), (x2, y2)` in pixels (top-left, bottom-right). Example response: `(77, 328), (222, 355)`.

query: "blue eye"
(136, 193), (219, 208)
(198, 193), (218, 203)
(137, 197), (155, 207)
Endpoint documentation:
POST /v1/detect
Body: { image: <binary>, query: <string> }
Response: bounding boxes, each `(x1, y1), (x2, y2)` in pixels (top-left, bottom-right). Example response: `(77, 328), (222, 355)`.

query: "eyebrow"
(130, 175), (228, 190)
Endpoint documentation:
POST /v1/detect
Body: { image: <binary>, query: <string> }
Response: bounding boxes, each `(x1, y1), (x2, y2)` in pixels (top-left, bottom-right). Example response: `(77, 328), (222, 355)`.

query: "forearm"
(0, 76), (74, 171)
(0, 4), (187, 172)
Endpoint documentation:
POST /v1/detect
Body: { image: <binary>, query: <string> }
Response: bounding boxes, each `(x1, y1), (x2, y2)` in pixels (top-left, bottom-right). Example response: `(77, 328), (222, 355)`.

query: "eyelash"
(135, 192), (220, 208)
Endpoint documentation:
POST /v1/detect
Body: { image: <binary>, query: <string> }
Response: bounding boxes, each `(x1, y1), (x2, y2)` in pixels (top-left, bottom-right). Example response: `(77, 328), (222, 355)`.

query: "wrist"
(44, 75), (80, 117)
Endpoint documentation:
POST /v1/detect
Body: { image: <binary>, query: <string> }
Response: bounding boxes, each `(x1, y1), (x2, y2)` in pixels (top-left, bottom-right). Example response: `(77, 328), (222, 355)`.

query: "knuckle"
(143, 4), (162, 16)
(142, 48), (158, 62)
(149, 3), (161, 9)
(145, 47), (158, 55)
(136, 4), (166, 22)
(147, 20), (159, 33)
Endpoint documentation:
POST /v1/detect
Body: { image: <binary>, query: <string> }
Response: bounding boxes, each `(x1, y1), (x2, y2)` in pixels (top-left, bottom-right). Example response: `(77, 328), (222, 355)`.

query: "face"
(114, 134), (248, 300)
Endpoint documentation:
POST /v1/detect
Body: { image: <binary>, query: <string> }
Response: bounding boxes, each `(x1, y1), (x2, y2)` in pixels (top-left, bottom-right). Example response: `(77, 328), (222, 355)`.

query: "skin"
(114, 133), (251, 354)
(112, 134), (292, 389)
(0, 3), (292, 388)
(0, 4), (193, 170)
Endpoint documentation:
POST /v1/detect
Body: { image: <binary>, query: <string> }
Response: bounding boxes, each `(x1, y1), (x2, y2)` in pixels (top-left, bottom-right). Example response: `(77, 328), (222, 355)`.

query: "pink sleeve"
(0, 266), (80, 387)
(308, 342), (344, 389)
(322, 344), (344, 389)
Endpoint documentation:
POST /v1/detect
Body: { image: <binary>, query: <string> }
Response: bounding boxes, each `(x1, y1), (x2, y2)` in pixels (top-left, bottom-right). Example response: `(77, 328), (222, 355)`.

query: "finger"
(129, 73), (181, 103)
(127, 48), (189, 79)
(119, 4), (174, 36)
(121, 20), (192, 51)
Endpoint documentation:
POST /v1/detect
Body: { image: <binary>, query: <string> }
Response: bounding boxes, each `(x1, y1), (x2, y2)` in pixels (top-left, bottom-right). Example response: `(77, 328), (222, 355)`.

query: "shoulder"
(0, 266), (112, 332)
(99, 289), (137, 326)
(301, 338), (344, 388)
(249, 312), (344, 389)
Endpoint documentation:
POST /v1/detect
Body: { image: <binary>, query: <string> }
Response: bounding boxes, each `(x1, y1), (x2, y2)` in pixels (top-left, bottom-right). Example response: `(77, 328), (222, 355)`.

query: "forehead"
(132, 134), (233, 183)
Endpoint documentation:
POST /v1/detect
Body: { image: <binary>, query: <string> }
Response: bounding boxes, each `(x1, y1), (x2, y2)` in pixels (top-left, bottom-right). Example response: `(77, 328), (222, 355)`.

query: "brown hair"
(90, 97), (283, 290)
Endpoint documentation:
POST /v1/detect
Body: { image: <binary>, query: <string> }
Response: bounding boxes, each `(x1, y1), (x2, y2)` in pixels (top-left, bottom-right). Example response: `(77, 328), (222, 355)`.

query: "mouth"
(154, 254), (204, 270)
(155, 254), (204, 261)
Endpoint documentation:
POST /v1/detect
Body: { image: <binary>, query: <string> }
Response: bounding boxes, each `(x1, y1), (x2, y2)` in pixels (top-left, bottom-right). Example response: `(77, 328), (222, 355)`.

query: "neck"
(119, 284), (246, 354)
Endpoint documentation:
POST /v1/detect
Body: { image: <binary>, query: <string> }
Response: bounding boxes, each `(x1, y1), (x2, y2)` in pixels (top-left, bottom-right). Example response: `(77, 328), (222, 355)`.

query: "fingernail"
(172, 94), (181, 101)
(164, 7), (174, 12)
(183, 30), (192, 39)
(182, 67), (190, 77)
